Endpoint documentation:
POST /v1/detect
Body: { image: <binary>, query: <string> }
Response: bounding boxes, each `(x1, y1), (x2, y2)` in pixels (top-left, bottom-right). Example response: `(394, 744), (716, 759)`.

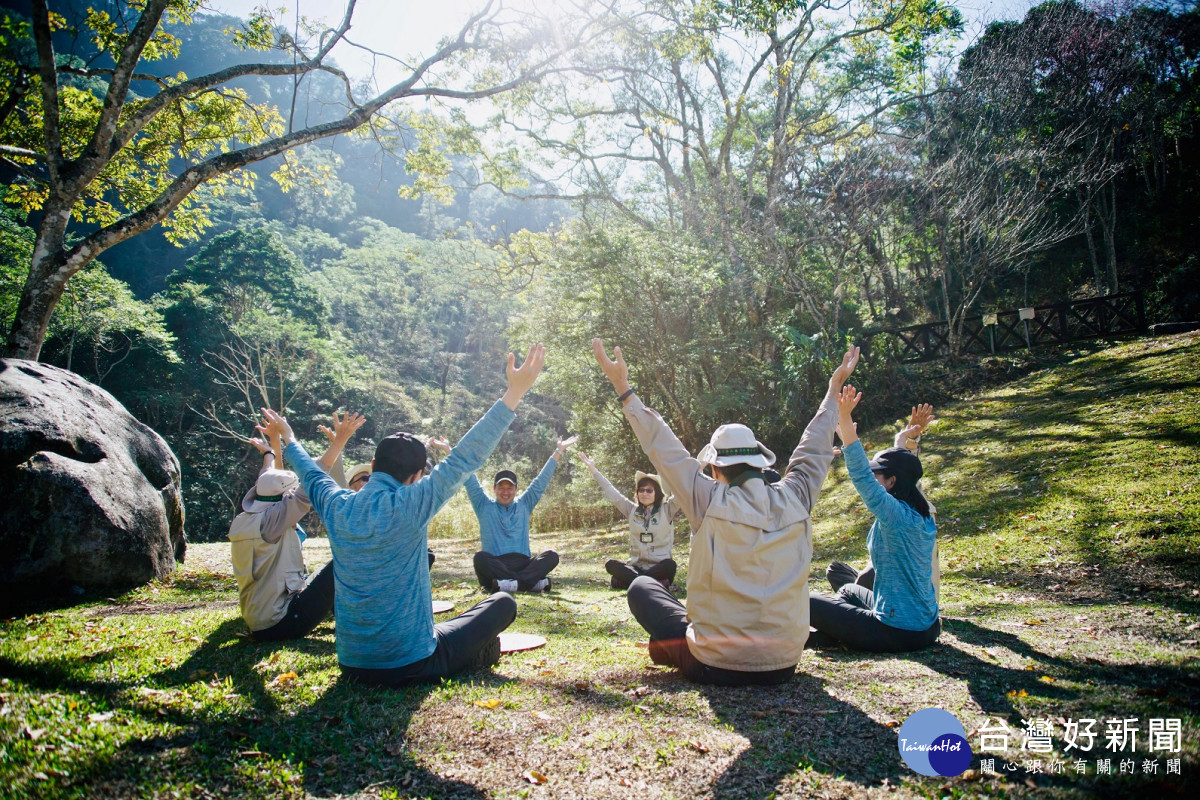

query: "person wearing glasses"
(576, 452), (681, 590)
(260, 346), (547, 687)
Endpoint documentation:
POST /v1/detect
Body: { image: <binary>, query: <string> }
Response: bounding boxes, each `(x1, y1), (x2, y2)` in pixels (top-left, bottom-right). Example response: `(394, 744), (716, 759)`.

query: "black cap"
(374, 432), (427, 478)
(868, 447), (923, 486)
(493, 469), (518, 487)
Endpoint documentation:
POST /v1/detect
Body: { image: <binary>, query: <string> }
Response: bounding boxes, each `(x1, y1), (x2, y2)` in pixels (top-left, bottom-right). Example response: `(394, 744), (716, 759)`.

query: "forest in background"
(2, 0), (1198, 540)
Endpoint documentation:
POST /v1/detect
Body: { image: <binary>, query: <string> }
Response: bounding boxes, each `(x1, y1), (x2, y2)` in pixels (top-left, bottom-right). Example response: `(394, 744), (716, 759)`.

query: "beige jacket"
(623, 392), (838, 671)
(585, 462), (680, 568)
(228, 482), (312, 632)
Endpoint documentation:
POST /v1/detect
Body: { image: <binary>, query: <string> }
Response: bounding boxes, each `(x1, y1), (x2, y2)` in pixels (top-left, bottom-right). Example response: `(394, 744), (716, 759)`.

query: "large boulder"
(0, 359), (185, 607)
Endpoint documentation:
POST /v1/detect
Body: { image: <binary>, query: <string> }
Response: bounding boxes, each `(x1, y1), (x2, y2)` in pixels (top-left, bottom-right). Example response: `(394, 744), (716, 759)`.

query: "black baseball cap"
(374, 432), (428, 478)
(868, 447), (923, 485)
(493, 469), (518, 487)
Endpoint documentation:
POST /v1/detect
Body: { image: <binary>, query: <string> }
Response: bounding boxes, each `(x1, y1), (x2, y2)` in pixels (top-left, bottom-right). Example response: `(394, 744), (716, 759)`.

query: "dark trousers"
(826, 560), (875, 592)
(626, 576), (796, 686)
(340, 592), (517, 688)
(252, 559), (336, 641)
(809, 584), (940, 652)
(606, 558), (677, 590)
(473, 550), (558, 591)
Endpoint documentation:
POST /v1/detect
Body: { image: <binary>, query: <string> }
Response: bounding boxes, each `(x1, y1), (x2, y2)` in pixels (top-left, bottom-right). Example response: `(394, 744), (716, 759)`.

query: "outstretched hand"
(247, 436), (272, 455)
(829, 346), (861, 392)
(425, 435), (451, 456)
(592, 338), (631, 396)
(908, 403), (935, 433)
(259, 408), (296, 445)
(576, 450), (595, 468)
(318, 411), (367, 444)
(502, 344), (546, 410)
(836, 384), (862, 446)
(553, 434), (578, 461)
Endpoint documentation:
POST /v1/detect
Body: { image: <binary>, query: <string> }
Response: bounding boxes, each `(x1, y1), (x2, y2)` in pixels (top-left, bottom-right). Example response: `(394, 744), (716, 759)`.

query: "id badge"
(640, 531), (654, 544)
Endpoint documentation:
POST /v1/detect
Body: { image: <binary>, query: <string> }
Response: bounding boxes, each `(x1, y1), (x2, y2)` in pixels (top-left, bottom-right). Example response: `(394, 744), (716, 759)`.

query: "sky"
(208, 0), (1042, 86)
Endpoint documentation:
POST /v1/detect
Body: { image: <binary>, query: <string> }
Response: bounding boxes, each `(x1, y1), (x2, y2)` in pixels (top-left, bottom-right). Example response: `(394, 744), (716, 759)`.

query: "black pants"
(827, 560), (875, 592)
(473, 550), (558, 591)
(626, 576), (795, 686)
(809, 584), (940, 652)
(340, 592), (517, 688)
(606, 558), (677, 590)
(251, 559), (336, 641)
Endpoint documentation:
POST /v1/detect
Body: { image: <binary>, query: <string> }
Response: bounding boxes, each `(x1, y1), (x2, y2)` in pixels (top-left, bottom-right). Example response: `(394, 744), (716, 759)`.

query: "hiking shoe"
(470, 636), (502, 670)
(531, 578), (550, 593)
(496, 579), (518, 593)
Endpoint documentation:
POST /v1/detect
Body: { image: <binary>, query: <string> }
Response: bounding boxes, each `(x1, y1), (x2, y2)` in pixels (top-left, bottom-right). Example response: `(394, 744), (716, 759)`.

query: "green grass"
(2, 332), (1199, 798)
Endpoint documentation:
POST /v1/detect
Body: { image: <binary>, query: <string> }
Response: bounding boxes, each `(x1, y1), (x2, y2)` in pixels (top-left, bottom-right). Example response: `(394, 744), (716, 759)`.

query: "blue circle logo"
(897, 708), (973, 777)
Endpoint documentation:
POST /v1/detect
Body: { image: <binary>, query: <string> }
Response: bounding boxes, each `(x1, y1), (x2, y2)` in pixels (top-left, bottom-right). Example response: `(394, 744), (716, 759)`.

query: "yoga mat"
(432, 600), (455, 614)
(498, 633), (546, 653)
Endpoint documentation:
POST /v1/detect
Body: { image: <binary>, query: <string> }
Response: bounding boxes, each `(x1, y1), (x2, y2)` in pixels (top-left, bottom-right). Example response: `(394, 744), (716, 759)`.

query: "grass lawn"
(2, 332), (1199, 799)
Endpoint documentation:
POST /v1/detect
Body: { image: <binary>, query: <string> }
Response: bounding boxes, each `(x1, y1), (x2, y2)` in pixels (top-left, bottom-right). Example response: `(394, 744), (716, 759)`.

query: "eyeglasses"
(351, 475), (370, 486)
(636, 487), (656, 494)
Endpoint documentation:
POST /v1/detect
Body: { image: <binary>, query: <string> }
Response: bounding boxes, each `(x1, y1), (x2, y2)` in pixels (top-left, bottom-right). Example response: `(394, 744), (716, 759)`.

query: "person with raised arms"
(259, 345), (546, 687)
(466, 435), (576, 593)
(576, 452), (681, 590)
(592, 338), (860, 685)
(808, 387), (940, 652)
(228, 410), (363, 641)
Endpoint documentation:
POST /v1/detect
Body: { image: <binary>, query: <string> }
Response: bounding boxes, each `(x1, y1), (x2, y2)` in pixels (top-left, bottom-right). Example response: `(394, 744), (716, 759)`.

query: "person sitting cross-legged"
(228, 410), (363, 641)
(576, 451), (681, 590)
(808, 387), (941, 653)
(826, 403), (936, 594)
(467, 436), (575, 593)
(592, 338), (860, 686)
(261, 345), (547, 688)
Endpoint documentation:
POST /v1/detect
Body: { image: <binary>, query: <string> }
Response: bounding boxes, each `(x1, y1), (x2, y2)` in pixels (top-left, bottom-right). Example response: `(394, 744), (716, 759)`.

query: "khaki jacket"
(623, 393), (837, 671)
(585, 462), (680, 568)
(228, 511), (307, 631)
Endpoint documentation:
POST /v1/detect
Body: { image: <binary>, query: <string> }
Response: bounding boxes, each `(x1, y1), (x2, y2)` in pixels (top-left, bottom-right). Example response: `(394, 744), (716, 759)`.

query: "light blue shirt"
(843, 440), (939, 631)
(286, 400), (515, 670)
(465, 457), (558, 556)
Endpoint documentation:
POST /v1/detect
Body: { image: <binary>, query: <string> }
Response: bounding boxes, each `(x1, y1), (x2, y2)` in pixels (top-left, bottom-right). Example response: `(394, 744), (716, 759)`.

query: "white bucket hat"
(244, 469), (299, 512)
(633, 471), (665, 494)
(346, 463), (373, 487)
(696, 423), (776, 468)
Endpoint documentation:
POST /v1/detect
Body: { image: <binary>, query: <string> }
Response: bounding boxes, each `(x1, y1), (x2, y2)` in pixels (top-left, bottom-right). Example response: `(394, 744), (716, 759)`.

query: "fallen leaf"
(23, 726), (46, 741)
(272, 671), (298, 686)
(532, 711), (556, 721)
(1024, 619), (1044, 626)
(633, 704), (652, 714)
(883, 719), (900, 728)
(1005, 689), (1029, 698)
(573, 681), (590, 691)
(474, 699), (501, 709)
(690, 740), (709, 753)
(522, 769), (548, 785)
(779, 708), (803, 716)
(749, 710), (768, 719)
(87, 712), (115, 723)
(1039, 675), (1056, 683)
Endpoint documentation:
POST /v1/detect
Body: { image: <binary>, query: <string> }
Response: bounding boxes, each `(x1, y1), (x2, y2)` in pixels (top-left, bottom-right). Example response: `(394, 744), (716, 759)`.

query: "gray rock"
(0, 359), (185, 607)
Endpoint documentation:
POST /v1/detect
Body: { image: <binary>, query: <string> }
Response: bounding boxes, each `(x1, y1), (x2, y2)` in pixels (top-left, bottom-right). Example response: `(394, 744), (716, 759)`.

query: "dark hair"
(373, 432), (428, 484)
(713, 463), (762, 484)
(636, 477), (664, 514)
(879, 471), (931, 518)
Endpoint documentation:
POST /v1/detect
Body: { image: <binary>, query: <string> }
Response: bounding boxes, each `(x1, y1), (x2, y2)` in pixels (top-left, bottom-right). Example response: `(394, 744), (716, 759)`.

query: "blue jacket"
(465, 457), (558, 556)
(286, 400), (515, 669)
(843, 440), (939, 631)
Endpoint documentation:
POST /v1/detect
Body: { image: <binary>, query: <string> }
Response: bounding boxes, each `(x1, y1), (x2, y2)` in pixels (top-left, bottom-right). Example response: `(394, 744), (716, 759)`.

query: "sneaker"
(469, 636), (502, 670)
(531, 578), (550, 593)
(496, 579), (518, 593)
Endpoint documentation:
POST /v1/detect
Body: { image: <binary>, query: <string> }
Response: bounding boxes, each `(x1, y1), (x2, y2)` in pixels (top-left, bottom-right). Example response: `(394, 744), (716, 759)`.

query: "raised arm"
(593, 338), (713, 527)
(519, 454), (559, 509)
(779, 346), (860, 512)
(894, 403), (934, 452)
(578, 451), (636, 517)
(316, 411), (366, 472)
(262, 408), (345, 521)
